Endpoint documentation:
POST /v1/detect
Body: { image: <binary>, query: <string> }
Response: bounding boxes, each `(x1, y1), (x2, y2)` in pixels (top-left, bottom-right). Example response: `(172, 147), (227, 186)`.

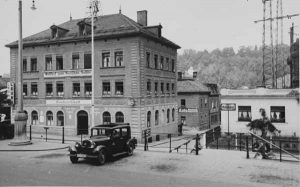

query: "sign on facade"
(221, 103), (236, 111)
(46, 100), (92, 105)
(178, 108), (198, 113)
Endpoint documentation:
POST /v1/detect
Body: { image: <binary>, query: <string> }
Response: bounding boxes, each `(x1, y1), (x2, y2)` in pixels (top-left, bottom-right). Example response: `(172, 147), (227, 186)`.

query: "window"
(72, 54), (80, 70)
(147, 111), (151, 127)
(57, 111), (64, 126)
(51, 27), (58, 39)
(23, 84), (27, 96)
(211, 114), (218, 124)
(270, 106), (285, 123)
(115, 51), (123, 67)
(31, 83), (38, 96)
(31, 111), (38, 125)
(172, 108), (175, 121)
(204, 98), (208, 107)
(238, 106), (251, 122)
(46, 111), (53, 126)
(56, 82), (64, 97)
(73, 83), (80, 97)
(84, 82), (92, 97)
(160, 56), (164, 70)
(166, 58), (169, 71)
(181, 116), (186, 125)
(31, 58), (37, 72)
(23, 59), (27, 72)
(45, 55), (52, 71)
(115, 112), (124, 123)
(102, 52), (110, 68)
(115, 81), (124, 96)
(147, 80), (151, 95)
(154, 55), (158, 69)
(46, 83), (53, 97)
(56, 56), (63, 70)
(154, 82), (158, 95)
(181, 99), (186, 108)
(84, 53), (91, 69)
(171, 59), (175, 72)
(161, 82), (164, 94)
(171, 83), (175, 94)
(102, 82), (111, 95)
(155, 110), (159, 126)
(166, 83), (170, 94)
(167, 109), (170, 123)
(146, 52), (150, 68)
(103, 112), (111, 124)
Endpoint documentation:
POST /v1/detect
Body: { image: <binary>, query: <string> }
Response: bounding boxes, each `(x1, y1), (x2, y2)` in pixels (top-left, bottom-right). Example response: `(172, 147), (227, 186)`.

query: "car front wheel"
(97, 149), (106, 165)
(70, 155), (78, 163)
(127, 143), (134, 156)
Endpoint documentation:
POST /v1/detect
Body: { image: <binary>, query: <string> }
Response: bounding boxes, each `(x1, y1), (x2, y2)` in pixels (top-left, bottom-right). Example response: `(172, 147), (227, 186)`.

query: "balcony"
(44, 69), (92, 78)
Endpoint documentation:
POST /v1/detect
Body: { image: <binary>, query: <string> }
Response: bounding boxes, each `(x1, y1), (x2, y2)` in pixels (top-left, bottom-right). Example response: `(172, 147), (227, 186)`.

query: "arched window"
(115, 112), (124, 123)
(147, 111), (151, 127)
(31, 111), (38, 125)
(57, 111), (64, 126)
(167, 109), (170, 123)
(46, 111), (53, 126)
(103, 111), (111, 124)
(155, 110), (159, 126)
(172, 108), (175, 122)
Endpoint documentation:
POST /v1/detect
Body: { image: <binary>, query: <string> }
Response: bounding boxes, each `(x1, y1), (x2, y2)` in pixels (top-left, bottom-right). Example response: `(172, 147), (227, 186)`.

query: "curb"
(0, 146), (69, 152)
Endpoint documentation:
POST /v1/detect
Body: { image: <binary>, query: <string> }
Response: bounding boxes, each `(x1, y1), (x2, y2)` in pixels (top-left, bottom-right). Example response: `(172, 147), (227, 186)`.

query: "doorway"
(77, 110), (88, 135)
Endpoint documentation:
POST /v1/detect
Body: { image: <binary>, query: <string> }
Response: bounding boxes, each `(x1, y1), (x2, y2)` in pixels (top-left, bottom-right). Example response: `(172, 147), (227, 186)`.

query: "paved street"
(0, 140), (299, 187)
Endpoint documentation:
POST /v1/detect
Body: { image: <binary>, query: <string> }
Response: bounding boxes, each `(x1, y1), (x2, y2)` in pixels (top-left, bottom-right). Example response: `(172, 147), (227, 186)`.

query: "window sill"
(25, 71), (39, 73)
(100, 66), (125, 69)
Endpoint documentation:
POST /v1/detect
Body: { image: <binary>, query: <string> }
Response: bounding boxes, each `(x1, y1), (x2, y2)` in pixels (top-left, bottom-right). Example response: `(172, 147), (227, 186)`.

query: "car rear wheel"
(127, 143), (134, 156)
(97, 149), (106, 165)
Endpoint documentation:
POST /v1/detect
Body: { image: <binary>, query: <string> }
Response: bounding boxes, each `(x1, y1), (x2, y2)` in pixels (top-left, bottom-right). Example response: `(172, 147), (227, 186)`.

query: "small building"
(220, 88), (300, 136)
(177, 72), (221, 130)
(5, 10), (180, 141)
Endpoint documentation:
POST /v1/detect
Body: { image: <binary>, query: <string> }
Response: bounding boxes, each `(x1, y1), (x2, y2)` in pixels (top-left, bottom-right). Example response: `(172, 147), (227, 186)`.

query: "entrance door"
(77, 110), (88, 135)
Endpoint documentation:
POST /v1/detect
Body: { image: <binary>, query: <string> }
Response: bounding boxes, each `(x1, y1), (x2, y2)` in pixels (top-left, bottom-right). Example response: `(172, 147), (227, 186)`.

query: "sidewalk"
(0, 139), (69, 151)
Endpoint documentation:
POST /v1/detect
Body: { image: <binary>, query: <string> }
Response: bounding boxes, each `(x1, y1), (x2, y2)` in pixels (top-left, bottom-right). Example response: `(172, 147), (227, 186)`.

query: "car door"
(111, 128), (122, 154)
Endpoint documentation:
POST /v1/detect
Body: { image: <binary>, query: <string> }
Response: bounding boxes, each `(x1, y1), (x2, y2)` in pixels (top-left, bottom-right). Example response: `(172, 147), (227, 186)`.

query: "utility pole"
(10, 0), (36, 146)
(89, 0), (99, 128)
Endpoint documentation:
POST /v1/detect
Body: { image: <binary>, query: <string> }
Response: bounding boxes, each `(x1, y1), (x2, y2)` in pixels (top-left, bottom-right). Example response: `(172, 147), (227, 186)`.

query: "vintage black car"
(68, 123), (137, 165)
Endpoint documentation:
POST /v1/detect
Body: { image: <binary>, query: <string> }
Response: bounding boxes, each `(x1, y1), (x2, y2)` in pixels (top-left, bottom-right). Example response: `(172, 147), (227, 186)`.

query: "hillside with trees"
(178, 45), (289, 89)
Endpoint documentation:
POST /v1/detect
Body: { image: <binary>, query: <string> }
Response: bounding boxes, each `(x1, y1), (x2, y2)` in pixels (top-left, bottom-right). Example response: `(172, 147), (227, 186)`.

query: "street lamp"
(9, 0), (36, 146)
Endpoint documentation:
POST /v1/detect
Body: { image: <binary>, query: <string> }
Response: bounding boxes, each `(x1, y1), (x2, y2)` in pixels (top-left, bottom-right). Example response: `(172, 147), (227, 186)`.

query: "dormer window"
(50, 25), (69, 39)
(77, 20), (91, 36)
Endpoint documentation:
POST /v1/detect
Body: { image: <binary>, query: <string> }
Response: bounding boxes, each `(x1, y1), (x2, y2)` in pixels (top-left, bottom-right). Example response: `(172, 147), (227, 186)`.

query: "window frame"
(270, 106), (285, 123)
(56, 55), (63, 70)
(56, 82), (64, 97)
(115, 81), (124, 96)
(114, 51), (124, 67)
(102, 82), (111, 96)
(238, 106), (252, 122)
(102, 52), (110, 68)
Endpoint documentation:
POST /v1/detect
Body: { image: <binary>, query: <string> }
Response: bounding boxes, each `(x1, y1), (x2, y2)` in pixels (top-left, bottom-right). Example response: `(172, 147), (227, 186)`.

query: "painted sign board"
(221, 103), (236, 111)
(178, 108), (198, 113)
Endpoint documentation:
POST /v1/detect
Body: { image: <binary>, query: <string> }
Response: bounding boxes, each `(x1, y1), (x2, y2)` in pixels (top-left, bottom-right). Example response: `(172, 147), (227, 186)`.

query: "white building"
(221, 88), (299, 136)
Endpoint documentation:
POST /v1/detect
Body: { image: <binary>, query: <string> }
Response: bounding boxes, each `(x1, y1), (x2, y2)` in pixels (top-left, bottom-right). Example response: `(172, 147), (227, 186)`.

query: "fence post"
(45, 128), (48, 142)
(169, 134), (172, 153)
(196, 134), (199, 155)
(29, 124), (32, 141)
(239, 133), (242, 151)
(62, 126), (65, 144)
(216, 137), (219, 149)
(246, 136), (249, 159)
(279, 141), (282, 162)
(144, 130), (148, 151)
(227, 135), (230, 150)
(81, 133), (83, 144)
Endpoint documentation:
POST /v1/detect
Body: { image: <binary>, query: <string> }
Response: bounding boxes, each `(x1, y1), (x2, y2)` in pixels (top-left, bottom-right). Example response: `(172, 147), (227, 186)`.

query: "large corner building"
(6, 11), (180, 141)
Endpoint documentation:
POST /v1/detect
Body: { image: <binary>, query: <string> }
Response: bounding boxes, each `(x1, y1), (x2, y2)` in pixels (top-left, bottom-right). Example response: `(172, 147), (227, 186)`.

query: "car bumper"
(68, 153), (98, 159)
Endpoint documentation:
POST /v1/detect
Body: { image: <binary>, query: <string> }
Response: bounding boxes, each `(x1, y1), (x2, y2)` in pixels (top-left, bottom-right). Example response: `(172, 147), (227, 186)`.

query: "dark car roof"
(92, 123), (130, 130)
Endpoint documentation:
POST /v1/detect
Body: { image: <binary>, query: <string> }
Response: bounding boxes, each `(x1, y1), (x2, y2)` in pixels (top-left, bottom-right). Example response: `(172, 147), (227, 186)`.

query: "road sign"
(221, 103), (236, 111)
(143, 128), (151, 137)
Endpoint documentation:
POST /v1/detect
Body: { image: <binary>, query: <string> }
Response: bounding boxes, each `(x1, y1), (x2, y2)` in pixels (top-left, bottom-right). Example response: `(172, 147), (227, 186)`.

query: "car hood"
(90, 136), (110, 143)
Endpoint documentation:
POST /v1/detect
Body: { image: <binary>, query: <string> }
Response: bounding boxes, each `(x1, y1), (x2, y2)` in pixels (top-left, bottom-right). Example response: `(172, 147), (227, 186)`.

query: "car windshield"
(91, 128), (111, 138)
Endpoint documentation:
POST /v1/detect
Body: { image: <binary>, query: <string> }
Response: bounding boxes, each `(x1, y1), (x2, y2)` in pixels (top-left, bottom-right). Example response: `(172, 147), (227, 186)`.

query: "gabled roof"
(177, 80), (211, 93)
(6, 13), (180, 49)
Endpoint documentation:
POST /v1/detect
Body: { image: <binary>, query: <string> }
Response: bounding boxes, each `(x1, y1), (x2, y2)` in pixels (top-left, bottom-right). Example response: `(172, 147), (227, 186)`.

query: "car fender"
(93, 145), (106, 154)
(127, 138), (137, 149)
(68, 146), (77, 153)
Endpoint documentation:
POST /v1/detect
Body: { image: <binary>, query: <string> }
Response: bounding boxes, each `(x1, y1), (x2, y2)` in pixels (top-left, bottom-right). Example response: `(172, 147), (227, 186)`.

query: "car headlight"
(90, 141), (96, 148)
(75, 142), (80, 148)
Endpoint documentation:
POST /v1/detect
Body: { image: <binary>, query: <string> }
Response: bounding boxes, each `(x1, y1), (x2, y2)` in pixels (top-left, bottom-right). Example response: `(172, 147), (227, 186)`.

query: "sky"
(0, 0), (299, 75)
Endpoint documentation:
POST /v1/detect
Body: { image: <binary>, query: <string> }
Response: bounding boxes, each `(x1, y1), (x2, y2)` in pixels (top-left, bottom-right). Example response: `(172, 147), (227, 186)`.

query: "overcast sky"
(0, 0), (299, 75)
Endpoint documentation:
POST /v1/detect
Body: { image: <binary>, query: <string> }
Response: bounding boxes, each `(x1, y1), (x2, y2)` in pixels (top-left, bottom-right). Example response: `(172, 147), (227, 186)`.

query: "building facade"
(177, 73), (221, 130)
(220, 88), (300, 136)
(6, 11), (180, 141)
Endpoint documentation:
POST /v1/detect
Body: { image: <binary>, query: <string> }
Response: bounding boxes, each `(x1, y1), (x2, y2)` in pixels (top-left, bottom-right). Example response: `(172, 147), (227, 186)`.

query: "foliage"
(178, 45), (290, 88)
(246, 119), (278, 134)
(0, 91), (11, 107)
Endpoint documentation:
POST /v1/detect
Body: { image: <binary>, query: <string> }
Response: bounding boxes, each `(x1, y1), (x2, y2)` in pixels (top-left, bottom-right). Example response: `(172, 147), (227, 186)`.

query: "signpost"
(220, 103), (236, 135)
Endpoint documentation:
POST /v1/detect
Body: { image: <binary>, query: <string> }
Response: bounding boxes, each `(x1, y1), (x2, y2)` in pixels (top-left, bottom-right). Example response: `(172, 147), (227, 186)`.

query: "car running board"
(112, 152), (127, 157)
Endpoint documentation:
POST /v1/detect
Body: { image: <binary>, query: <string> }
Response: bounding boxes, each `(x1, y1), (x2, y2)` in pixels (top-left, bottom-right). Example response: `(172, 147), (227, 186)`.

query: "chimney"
(178, 72), (183, 80)
(137, 10), (147, 26)
(193, 72), (198, 79)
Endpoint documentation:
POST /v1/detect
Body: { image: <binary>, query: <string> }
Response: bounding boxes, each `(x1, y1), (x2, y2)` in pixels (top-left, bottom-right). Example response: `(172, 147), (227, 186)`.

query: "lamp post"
(9, 0), (36, 145)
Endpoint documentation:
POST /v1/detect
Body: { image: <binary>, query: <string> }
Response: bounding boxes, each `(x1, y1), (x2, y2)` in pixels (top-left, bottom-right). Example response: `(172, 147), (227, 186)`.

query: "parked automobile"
(68, 123), (137, 165)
